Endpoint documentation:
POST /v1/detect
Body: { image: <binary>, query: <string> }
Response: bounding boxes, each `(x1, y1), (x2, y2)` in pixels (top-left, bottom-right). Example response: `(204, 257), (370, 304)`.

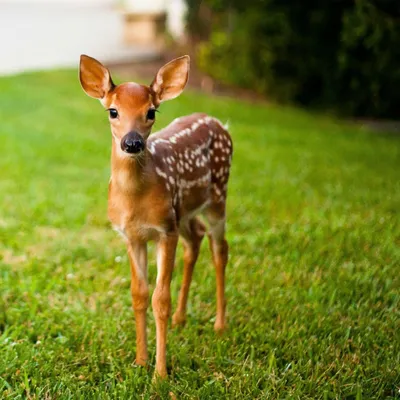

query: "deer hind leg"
(173, 217), (206, 327)
(205, 204), (228, 333)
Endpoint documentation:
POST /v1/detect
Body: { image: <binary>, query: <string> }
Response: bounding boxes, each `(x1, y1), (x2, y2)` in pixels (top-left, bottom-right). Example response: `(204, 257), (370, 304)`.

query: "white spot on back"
(155, 167), (167, 179)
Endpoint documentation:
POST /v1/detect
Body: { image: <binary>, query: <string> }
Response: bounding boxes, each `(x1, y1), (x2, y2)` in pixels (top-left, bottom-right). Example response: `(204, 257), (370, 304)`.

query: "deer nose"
(124, 138), (143, 154)
(121, 132), (145, 154)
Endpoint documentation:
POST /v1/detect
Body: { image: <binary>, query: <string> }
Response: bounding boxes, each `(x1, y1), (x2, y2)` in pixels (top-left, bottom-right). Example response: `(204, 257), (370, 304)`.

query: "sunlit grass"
(0, 69), (399, 399)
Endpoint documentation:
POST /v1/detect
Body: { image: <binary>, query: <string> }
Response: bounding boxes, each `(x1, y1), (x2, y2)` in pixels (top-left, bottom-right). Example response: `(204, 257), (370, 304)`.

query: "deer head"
(79, 55), (190, 156)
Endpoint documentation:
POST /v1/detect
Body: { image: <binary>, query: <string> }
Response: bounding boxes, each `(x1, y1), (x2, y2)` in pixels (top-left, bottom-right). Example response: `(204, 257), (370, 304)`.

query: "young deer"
(79, 55), (232, 378)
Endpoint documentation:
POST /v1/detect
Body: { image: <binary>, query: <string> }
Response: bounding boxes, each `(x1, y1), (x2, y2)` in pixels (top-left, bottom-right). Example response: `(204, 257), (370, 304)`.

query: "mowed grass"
(0, 69), (399, 399)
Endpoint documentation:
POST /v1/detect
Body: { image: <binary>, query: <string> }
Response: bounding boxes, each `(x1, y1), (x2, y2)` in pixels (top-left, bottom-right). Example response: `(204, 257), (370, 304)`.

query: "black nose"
(121, 132), (145, 154)
(123, 138), (144, 154)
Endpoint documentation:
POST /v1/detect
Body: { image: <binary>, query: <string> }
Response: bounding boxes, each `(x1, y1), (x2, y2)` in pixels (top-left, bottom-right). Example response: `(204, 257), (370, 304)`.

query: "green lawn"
(0, 69), (399, 399)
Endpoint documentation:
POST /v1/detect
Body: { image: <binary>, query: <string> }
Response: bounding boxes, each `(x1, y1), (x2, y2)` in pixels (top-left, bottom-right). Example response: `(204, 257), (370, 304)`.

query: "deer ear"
(150, 55), (190, 105)
(79, 55), (114, 99)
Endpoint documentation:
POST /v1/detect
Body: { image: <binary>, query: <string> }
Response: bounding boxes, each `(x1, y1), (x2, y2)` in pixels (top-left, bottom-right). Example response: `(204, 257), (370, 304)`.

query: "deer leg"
(153, 233), (178, 378)
(206, 210), (228, 333)
(173, 218), (206, 327)
(127, 241), (149, 366)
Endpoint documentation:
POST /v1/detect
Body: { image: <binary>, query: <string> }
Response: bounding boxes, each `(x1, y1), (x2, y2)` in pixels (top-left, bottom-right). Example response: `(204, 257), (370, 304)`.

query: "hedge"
(186, 0), (400, 118)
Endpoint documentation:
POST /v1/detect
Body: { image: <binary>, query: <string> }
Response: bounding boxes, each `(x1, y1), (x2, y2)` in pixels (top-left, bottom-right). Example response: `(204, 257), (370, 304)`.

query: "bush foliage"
(186, 0), (400, 118)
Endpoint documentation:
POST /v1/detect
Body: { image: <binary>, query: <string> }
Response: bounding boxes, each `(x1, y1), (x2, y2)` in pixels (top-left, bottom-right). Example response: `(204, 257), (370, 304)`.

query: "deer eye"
(146, 108), (156, 121)
(108, 108), (118, 119)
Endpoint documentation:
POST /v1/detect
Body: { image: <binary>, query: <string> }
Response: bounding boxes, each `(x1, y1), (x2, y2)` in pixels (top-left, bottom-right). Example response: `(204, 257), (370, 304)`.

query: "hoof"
(135, 356), (148, 367)
(153, 369), (168, 381)
(214, 320), (226, 334)
(172, 312), (186, 328)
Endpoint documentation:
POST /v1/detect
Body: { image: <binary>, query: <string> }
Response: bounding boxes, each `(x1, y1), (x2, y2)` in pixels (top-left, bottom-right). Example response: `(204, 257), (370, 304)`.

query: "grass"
(0, 69), (399, 399)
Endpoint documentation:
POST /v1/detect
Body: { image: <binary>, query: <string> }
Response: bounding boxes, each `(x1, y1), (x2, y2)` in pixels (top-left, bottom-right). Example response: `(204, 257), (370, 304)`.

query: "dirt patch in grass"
(0, 249), (28, 265)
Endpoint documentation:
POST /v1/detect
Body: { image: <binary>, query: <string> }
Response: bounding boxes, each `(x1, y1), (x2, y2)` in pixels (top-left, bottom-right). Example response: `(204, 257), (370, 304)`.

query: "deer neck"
(110, 140), (156, 194)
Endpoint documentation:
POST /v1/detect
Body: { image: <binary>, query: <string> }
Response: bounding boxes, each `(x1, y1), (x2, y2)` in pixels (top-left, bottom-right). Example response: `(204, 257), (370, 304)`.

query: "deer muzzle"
(121, 131), (145, 155)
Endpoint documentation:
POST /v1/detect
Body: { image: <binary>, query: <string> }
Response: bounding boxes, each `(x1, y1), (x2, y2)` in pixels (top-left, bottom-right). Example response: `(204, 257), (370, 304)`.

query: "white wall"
(2, 0), (187, 37)
(1, 0), (113, 3)
(167, 0), (187, 39)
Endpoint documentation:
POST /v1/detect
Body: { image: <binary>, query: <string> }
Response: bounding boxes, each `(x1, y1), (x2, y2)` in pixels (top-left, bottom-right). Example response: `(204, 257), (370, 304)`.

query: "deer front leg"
(127, 241), (149, 366)
(152, 233), (178, 378)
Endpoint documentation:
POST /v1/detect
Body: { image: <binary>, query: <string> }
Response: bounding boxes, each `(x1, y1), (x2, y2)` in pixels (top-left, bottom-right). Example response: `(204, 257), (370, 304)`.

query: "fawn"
(79, 55), (233, 378)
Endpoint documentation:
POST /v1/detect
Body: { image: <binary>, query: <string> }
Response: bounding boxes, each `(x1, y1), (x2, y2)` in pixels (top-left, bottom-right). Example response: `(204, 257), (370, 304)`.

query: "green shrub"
(187, 0), (400, 118)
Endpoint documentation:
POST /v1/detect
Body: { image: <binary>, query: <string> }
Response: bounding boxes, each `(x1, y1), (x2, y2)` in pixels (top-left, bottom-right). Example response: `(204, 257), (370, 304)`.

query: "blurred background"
(0, 0), (185, 74)
(1, 0), (399, 119)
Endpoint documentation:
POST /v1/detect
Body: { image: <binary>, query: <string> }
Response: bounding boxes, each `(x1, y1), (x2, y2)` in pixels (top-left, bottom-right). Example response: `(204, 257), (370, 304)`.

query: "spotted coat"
(148, 112), (233, 223)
